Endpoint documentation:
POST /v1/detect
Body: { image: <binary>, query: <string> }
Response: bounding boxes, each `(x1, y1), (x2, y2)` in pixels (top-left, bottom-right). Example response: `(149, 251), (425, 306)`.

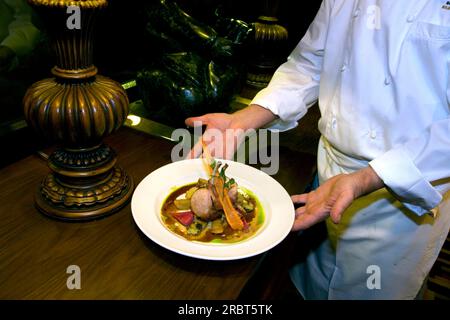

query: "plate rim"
(131, 158), (295, 261)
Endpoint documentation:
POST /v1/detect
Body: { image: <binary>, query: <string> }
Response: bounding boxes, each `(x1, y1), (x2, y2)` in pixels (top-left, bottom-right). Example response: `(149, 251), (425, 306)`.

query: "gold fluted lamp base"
(34, 145), (134, 221)
(35, 174), (133, 221)
(23, 0), (134, 221)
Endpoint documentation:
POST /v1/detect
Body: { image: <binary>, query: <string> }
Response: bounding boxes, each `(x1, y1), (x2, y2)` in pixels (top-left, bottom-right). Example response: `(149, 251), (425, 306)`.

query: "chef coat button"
(407, 15), (415, 23)
(384, 76), (391, 85)
(331, 118), (337, 129)
(353, 9), (360, 17)
(341, 64), (347, 72)
(370, 130), (377, 139)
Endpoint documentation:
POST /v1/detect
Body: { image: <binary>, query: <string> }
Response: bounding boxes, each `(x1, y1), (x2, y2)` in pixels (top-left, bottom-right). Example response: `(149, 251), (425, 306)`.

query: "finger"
(185, 138), (203, 159)
(292, 205), (329, 231)
(330, 193), (353, 224)
(185, 115), (209, 127)
(294, 206), (306, 218)
(292, 211), (321, 231)
(291, 194), (308, 204)
(224, 149), (235, 160)
(200, 126), (227, 159)
(223, 130), (240, 160)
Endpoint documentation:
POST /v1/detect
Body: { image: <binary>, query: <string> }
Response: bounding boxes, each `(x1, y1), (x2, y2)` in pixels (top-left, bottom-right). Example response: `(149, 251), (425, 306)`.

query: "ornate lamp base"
(35, 145), (133, 221)
(23, 0), (133, 220)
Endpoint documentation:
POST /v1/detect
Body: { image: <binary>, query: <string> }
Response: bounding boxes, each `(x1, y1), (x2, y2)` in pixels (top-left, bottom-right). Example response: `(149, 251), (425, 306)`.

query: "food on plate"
(160, 143), (264, 243)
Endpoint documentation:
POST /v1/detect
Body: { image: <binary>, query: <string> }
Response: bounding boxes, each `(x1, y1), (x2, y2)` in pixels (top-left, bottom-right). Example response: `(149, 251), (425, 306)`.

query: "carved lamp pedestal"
(23, 0), (133, 220)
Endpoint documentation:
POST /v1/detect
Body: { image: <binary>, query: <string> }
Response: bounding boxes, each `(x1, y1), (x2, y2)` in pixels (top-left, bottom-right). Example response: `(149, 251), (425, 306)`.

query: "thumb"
(185, 115), (209, 127)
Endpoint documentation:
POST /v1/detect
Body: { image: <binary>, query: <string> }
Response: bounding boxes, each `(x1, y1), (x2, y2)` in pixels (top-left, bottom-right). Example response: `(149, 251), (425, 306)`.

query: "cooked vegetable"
(210, 218), (224, 234)
(237, 191), (255, 212)
(160, 142), (264, 243)
(209, 161), (244, 230)
(170, 210), (194, 226)
(185, 186), (198, 199)
(228, 184), (238, 203)
(187, 219), (207, 235)
(197, 178), (208, 188)
(161, 183), (263, 243)
(174, 199), (191, 210)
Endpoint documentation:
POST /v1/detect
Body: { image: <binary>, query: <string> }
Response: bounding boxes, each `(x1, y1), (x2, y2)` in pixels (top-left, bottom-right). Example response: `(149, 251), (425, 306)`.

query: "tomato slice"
(171, 210), (194, 226)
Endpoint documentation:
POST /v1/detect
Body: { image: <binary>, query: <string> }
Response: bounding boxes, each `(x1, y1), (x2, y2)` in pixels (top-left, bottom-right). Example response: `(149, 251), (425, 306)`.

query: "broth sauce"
(161, 183), (265, 243)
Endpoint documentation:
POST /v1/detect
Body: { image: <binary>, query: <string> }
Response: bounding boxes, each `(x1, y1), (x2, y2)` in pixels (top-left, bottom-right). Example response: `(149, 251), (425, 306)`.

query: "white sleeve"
(250, 0), (334, 132)
(369, 61), (450, 216)
(1, 0), (40, 57)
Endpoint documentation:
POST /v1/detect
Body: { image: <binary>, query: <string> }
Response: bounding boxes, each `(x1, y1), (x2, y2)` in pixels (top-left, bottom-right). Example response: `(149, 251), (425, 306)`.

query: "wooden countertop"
(0, 127), (316, 299)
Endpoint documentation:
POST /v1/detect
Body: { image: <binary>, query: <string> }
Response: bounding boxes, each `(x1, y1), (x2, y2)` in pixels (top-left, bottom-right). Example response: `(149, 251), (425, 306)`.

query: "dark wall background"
(174, 0), (322, 50)
(0, 0), (322, 168)
(94, 0), (323, 81)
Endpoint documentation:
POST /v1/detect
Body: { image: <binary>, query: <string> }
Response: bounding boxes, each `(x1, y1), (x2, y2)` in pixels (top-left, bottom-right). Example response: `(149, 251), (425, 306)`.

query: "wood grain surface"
(0, 127), (316, 299)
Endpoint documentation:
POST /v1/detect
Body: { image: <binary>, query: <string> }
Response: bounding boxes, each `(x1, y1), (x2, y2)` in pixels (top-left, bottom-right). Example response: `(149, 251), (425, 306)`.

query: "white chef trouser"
(290, 136), (450, 299)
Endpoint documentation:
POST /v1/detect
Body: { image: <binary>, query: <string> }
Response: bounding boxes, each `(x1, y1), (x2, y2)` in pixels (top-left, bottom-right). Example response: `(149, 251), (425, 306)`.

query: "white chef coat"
(251, 0), (450, 299)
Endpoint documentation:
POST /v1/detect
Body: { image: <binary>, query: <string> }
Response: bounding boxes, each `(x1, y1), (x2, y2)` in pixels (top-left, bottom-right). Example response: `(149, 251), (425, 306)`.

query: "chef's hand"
(185, 104), (276, 160)
(185, 112), (237, 160)
(291, 166), (384, 231)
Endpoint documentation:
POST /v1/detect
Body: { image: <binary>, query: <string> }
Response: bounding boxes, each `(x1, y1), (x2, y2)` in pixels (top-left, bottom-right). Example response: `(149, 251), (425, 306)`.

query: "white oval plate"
(131, 159), (295, 260)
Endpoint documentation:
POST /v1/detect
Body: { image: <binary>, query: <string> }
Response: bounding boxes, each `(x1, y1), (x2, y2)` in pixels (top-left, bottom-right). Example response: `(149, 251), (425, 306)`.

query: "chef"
(186, 0), (450, 299)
